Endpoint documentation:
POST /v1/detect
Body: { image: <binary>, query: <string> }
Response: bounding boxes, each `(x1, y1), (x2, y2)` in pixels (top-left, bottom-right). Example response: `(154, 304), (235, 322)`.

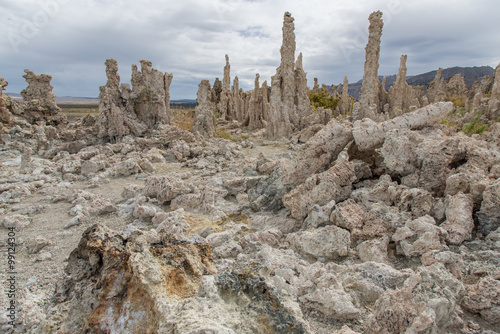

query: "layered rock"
(353, 11), (383, 121)
(266, 12), (312, 139)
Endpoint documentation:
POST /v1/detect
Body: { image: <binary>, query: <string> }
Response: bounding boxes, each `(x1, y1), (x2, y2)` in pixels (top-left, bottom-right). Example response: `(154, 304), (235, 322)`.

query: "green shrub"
(461, 114), (488, 136)
(439, 119), (458, 130)
(308, 87), (340, 111)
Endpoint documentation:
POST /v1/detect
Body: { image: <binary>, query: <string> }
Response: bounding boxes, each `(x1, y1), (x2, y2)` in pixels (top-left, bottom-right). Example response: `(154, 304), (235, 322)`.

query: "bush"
(308, 87), (340, 111)
(461, 114), (488, 136)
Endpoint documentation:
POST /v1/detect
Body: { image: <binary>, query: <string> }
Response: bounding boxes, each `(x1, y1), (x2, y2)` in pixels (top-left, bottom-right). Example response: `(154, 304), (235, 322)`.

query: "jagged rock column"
(19, 69), (65, 125)
(192, 80), (216, 138)
(223, 54), (231, 91)
(266, 12), (312, 139)
(426, 68), (446, 103)
(0, 75), (11, 124)
(387, 55), (421, 117)
(130, 60), (173, 127)
(96, 59), (174, 142)
(96, 59), (130, 142)
(231, 76), (245, 122)
(21, 69), (60, 112)
(294, 52), (313, 127)
(353, 11), (383, 121)
(487, 63), (500, 120)
(218, 54), (231, 120)
(339, 76), (351, 116)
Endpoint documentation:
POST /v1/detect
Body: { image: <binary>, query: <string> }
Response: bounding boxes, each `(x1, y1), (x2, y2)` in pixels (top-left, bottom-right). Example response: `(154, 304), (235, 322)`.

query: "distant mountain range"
(346, 66), (494, 99)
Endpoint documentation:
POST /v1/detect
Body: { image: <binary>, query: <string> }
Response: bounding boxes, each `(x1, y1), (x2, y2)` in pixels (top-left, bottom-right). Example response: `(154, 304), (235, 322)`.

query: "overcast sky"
(1, 0), (499, 99)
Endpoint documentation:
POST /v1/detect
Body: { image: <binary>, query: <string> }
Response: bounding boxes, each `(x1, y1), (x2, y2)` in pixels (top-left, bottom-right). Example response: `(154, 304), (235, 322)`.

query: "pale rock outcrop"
(284, 118), (354, 185)
(44, 224), (218, 333)
(231, 76), (245, 122)
(380, 128), (420, 176)
(249, 118), (353, 213)
(266, 12), (312, 139)
(20, 69), (65, 125)
(356, 236), (390, 264)
(368, 263), (465, 334)
(96, 59), (173, 142)
(192, 80), (216, 138)
(130, 60), (173, 127)
(353, 11), (383, 121)
(462, 277), (500, 325)
(352, 101), (453, 152)
(0, 75), (12, 124)
(426, 68), (447, 103)
(283, 159), (356, 220)
(216, 54), (232, 120)
(339, 76), (351, 116)
(476, 178), (500, 236)
(247, 74), (267, 129)
(440, 192), (474, 245)
(446, 73), (467, 98)
(21, 70), (59, 112)
(387, 55), (421, 117)
(312, 77), (319, 93)
(286, 225), (351, 260)
(487, 62), (500, 120)
(143, 176), (194, 205)
(392, 215), (447, 257)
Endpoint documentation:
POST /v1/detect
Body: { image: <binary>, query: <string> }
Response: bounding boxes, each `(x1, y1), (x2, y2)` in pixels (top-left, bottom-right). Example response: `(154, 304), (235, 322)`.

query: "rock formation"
(96, 59), (173, 142)
(130, 60), (173, 127)
(266, 12), (312, 139)
(231, 76), (245, 122)
(192, 79), (216, 137)
(487, 62), (500, 120)
(352, 101), (452, 151)
(21, 69), (59, 112)
(387, 55), (421, 117)
(18, 69), (65, 125)
(246, 74), (271, 130)
(353, 11), (383, 121)
(339, 76), (351, 116)
(0, 76), (11, 124)
(222, 54), (231, 92)
(426, 68), (447, 103)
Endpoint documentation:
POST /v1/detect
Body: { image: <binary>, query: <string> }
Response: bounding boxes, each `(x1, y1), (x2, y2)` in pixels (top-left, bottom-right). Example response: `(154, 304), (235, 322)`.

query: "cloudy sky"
(1, 0), (499, 99)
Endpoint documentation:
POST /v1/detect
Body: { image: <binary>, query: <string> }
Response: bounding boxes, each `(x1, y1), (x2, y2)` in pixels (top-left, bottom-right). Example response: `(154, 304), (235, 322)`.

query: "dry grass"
(172, 108), (195, 130)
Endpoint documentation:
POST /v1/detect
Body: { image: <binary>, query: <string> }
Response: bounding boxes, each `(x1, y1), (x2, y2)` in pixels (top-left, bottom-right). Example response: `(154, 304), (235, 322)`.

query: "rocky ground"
(0, 103), (499, 334)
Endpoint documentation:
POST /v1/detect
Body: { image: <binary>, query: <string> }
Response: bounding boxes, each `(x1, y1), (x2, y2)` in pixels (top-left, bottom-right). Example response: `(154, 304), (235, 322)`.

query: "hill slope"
(347, 65), (494, 99)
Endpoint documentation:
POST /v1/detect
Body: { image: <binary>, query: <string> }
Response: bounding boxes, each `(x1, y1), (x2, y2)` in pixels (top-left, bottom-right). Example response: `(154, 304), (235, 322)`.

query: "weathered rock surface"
(353, 11), (383, 121)
(266, 12), (312, 139)
(18, 69), (65, 125)
(192, 79), (216, 138)
(96, 58), (173, 142)
(353, 101), (453, 151)
(43, 224), (309, 333)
